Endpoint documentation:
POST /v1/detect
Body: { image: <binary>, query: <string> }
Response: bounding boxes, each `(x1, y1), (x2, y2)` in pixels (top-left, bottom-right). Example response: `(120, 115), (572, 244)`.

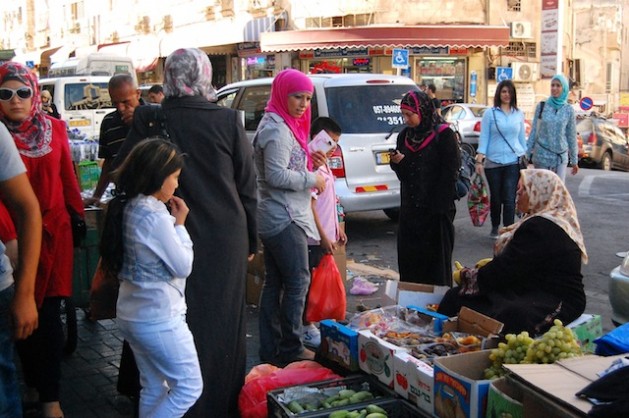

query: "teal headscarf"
(547, 74), (569, 109)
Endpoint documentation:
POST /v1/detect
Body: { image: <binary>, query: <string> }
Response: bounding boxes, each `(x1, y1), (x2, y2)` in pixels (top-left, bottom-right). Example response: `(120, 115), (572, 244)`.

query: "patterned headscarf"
(265, 69), (314, 170)
(0, 61), (52, 158)
(163, 48), (217, 102)
(400, 90), (445, 146)
(547, 73), (569, 110)
(495, 169), (588, 263)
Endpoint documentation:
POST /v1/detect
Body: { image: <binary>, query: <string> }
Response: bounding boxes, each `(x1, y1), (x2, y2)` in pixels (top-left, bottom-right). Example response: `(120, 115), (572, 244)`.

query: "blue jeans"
(534, 162), (568, 182)
(484, 163), (520, 228)
(259, 223), (310, 363)
(0, 285), (21, 418)
(118, 315), (203, 418)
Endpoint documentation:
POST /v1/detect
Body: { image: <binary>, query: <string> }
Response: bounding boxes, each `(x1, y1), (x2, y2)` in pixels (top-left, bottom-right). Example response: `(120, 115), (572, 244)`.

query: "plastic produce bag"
(594, 322), (629, 356)
(467, 174), (490, 227)
(238, 361), (340, 418)
(305, 254), (346, 322)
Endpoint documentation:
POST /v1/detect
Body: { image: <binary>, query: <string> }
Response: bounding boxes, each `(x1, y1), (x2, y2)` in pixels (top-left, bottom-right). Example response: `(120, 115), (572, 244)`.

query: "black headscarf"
(400, 90), (445, 145)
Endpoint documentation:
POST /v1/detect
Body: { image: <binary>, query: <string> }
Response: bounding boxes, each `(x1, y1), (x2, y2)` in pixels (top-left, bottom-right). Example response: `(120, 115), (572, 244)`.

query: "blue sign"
(392, 48), (409, 69)
(496, 66), (513, 82)
(580, 96), (594, 111)
(470, 71), (477, 98)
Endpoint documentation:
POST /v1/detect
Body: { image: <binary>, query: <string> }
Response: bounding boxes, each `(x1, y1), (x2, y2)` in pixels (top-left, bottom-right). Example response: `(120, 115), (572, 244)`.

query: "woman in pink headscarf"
(254, 69), (326, 366)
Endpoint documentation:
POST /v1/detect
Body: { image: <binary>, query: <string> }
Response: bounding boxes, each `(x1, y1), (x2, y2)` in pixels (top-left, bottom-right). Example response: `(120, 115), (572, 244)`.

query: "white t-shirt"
(0, 123), (26, 291)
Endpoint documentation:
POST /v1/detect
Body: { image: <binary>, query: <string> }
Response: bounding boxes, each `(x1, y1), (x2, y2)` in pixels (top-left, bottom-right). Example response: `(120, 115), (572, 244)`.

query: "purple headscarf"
(163, 48), (217, 101)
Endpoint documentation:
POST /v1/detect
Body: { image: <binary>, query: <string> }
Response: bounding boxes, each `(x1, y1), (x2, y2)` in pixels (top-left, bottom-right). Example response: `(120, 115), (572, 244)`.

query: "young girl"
(100, 138), (202, 418)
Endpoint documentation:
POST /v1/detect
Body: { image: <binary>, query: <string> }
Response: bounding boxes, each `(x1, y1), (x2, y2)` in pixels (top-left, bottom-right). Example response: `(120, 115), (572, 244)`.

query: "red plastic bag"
(238, 361), (340, 418)
(467, 174), (490, 227)
(305, 254), (346, 322)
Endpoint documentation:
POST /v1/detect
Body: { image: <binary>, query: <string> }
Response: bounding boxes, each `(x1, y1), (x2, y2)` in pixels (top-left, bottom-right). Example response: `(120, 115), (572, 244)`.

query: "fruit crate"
(267, 375), (397, 418)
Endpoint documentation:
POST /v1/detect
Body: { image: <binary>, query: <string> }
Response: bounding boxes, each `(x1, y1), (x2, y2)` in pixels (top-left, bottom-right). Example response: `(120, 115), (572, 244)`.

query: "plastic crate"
(267, 375), (396, 418)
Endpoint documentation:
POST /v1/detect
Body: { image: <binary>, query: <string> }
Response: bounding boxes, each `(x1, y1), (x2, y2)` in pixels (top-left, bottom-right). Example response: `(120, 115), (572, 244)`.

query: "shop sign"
(352, 58), (370, 66)
(410, 46), (449, 55)
(314, 48), (368, 58)
(449, 48), (468, 55)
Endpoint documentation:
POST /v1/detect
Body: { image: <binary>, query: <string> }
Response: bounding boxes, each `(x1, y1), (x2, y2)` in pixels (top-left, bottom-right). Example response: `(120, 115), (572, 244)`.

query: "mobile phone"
(309, 130), (336, 154)
(388, 148), (396, 154)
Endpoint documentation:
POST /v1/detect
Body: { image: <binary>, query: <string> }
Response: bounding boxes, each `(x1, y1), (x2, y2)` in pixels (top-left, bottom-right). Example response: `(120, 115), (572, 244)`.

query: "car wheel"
(599, 151), (612, 171)
(461, 142), (476, 157)
(383, 208), (400, 221)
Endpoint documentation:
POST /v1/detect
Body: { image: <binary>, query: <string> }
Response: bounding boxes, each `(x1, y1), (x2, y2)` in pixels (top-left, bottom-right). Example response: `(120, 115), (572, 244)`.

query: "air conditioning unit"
(510, 21), (532, 38)
(511, 62), (540, 82)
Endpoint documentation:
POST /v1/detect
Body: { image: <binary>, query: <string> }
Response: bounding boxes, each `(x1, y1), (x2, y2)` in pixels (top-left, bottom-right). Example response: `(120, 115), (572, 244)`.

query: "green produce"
(365, 404), (386, 414)
(338, 389), (356, 399)
(287, 400), (305, 414)
(365, 413), (387, 418)
(348, 390), (374, 404)
(328, 410), (350, 418)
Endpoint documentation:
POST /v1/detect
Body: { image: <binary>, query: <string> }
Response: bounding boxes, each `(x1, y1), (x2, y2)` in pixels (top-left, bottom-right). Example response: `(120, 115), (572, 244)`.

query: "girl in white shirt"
(100, 138), (202, 418)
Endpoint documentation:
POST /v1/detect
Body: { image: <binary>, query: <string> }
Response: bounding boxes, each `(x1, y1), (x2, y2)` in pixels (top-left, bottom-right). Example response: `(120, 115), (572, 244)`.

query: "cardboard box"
(486, 377), (524, 418)
(319, 319), (359, 372)
(393, 351), (434, 414)
(503, 354), (627, 417)
(433, 350), (494, 418)
(385, 281), (450, 310)
(358, 329), (410, 387)
(442, 306), (504, 349)
(407, 305), (450, 335)
(567, 314), (602, 354)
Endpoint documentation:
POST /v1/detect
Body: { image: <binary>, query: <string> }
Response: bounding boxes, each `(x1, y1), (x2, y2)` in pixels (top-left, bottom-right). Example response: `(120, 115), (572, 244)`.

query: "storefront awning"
(160, 16), (251, 56)
(260, 25), (510, 52)
(0, 49), (15, 60)
(11, 50), (41, 67)
(97, 41), (131, 56)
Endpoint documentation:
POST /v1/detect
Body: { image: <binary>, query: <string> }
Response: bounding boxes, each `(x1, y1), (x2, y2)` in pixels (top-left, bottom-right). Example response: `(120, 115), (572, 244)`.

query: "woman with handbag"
(476, 80), (527, 238)
(0, 61), (84, 418)
(526, 73), (579, 182)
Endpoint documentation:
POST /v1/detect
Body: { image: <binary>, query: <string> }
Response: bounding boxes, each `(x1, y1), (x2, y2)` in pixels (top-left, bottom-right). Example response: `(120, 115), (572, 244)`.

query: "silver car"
(216, 74), (420, 219)
(442, 103), (490, 156)
(610, 252), (629, 325)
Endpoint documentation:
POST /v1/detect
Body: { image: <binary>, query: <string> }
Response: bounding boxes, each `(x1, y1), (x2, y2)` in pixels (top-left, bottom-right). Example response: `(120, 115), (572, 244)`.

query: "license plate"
(376, 151), (391, 165)
(69, 119), (91, 127)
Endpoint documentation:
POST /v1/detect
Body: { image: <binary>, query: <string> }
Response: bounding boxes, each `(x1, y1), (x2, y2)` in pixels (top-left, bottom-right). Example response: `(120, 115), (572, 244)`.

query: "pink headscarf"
(0, 61), (52, 158)
(265, 69), (314, 169)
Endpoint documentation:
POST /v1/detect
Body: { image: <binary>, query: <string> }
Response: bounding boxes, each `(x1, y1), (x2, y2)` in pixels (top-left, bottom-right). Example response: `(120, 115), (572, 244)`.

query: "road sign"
(496, 66), (513, 82)
(580, 96), (594, 111)
(25, 60), (35, 69)
(392, 48), (409, 69)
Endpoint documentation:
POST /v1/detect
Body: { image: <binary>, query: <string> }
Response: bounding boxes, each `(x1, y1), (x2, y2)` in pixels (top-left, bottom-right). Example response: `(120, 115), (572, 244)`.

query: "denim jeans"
(259, 223), (310, 362)
(534, 162), (568, 182)
(0, 285), (20, 418)
(484, 163), (520, 228)
(118, 315), (203, 418)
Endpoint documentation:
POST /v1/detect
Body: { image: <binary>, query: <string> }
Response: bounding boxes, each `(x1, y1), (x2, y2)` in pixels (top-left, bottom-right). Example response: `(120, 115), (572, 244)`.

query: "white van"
(49, 53), (137, 85)
(39, 76), (114, 140)
(216, 74), (419, 218)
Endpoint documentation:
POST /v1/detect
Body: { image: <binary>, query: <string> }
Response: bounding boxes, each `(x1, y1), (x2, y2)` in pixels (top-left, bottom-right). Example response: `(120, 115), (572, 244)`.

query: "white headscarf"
(163, 48), (217, 102)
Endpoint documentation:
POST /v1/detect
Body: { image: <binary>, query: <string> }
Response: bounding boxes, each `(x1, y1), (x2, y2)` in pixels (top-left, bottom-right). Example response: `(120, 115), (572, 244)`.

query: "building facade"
(0, 0), (627, 116)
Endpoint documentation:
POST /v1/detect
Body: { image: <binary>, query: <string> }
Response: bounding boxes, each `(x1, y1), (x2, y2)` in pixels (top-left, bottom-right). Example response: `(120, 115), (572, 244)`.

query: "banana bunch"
(452, 258), (493, 286)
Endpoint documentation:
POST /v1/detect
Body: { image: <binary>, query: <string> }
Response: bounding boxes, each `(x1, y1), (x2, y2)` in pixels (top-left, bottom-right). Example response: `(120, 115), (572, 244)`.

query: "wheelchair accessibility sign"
(392, 49), (409, 69)
(496, 67), (513, 82)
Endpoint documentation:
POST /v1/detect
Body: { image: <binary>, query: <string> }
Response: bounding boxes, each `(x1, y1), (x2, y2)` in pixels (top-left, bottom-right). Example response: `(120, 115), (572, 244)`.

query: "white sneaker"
(303, 324), (321, 348)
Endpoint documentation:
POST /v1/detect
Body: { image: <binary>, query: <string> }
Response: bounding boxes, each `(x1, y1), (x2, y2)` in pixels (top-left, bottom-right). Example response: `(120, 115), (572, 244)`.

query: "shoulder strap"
(492, 108), (517, 155)
(538, 101), (545, 119)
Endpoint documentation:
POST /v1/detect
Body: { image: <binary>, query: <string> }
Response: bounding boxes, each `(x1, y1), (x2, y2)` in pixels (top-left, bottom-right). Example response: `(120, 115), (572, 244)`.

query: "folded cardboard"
(567, 314), (602, 354)
(393, 351), (434, 415)
(503, 354), (628, 417)
(319, 319), (359, 371)
(407, 305), (449, 335)
(433, 350), (494, 418)
(385, 281), (450, 309)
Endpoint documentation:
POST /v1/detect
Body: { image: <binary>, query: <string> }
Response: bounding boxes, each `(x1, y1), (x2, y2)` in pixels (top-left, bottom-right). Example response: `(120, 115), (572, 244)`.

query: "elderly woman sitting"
(438, 169), (588, 335)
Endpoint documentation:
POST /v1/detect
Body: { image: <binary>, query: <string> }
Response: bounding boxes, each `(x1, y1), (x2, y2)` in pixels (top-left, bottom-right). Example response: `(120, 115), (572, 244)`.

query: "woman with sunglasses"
(0, 62), (84, 418)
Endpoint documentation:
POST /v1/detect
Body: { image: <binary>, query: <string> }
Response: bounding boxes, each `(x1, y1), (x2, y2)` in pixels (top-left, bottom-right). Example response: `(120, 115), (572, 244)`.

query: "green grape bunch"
(484, 320), (583, 379)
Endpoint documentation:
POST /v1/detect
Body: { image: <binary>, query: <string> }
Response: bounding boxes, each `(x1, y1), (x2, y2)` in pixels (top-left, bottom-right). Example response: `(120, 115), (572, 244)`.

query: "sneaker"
(490, 226), (499, 239)
(303, 324), (321, 348)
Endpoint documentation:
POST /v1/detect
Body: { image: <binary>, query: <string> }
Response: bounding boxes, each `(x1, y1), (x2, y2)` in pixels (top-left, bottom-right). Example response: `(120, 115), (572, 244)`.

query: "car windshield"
(64, 83), (113, 110)
(325, 85), (416, 134)
(469, 107), (488, 118)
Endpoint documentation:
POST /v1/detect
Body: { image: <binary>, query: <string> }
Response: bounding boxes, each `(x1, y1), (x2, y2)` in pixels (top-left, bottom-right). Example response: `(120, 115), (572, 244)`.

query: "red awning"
(260, 25), (510, 52)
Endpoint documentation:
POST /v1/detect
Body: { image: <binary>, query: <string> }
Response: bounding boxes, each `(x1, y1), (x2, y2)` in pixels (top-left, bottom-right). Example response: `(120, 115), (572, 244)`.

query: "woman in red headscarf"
(0, 61), (84, 418)
(253, 69), (327, 367)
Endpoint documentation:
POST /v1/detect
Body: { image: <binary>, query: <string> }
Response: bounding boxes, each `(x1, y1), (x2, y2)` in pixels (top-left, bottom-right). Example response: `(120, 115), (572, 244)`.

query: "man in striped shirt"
(85, 73), (144, 205)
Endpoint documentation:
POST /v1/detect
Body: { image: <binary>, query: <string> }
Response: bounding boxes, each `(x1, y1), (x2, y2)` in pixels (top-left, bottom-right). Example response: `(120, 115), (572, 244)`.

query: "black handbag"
(69, 209), (87, 248)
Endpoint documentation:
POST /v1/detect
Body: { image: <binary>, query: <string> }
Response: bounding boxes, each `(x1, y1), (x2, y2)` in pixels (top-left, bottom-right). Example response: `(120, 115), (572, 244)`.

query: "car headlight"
(621, 253), (629, 276)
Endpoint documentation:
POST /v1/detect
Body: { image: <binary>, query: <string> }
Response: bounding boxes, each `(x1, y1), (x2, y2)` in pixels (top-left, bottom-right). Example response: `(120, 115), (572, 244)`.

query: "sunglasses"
(0, 87), (33, 101)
